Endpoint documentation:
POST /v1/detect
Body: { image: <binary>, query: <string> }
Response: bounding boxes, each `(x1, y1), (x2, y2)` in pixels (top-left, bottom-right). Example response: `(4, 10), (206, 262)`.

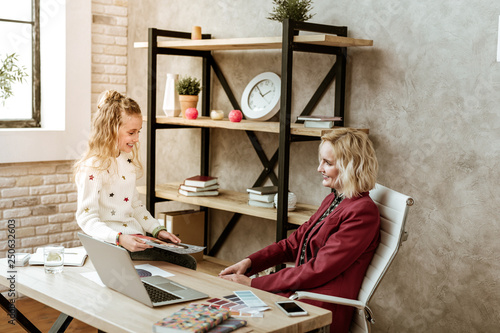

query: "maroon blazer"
(247, 191), (380, 333)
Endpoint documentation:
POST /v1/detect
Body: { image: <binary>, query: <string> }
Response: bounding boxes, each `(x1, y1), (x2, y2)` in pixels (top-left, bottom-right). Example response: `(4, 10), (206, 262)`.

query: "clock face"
(248, 79), (277, 112)
(241, 72), (281, 121)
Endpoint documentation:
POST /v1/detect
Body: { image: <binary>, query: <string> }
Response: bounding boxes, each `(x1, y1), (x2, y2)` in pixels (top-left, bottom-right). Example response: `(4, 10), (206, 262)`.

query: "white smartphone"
(275, 300), (309, 317)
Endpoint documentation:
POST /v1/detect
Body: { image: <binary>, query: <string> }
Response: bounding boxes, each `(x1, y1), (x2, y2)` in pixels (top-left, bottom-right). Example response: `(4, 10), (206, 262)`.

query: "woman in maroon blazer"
(220, 128), (380, 333)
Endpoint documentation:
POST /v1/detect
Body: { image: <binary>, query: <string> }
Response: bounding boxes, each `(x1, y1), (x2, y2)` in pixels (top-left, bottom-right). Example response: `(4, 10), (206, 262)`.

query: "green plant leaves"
(175, 75), (201, 96)
(267, 0), (315, 22)
(0, 53), (28, 104)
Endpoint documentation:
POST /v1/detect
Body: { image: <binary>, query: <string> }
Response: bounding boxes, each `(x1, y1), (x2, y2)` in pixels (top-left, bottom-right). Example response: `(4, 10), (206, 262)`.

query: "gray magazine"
(142, 237), (205, 255)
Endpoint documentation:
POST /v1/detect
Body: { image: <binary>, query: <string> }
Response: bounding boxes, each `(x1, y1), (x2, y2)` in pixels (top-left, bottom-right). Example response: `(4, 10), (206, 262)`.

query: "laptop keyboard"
(143, 282), (181, 303)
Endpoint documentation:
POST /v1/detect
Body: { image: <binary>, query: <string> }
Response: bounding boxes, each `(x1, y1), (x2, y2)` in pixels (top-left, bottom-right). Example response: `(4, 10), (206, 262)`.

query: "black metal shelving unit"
(144, 19), (355, 256)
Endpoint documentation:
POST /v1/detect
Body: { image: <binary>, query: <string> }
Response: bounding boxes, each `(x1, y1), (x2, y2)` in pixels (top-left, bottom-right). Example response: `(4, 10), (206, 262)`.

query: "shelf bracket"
(208, 213), (242, 257)
(204, 54), (282, 256)
(298, 60), (345, 127)
(209, 54), (279, 185)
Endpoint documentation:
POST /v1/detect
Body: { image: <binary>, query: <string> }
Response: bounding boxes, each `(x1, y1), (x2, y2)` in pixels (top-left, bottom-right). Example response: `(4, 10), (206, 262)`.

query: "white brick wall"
(0, 0), (128, 260)
(0, 161), (80, 255)
(91, 0), (128, 109)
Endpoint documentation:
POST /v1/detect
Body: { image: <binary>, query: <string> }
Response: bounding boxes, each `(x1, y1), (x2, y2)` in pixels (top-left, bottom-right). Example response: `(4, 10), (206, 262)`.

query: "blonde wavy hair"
(319, 128), (378, 198)
(75, 90), (143, 174)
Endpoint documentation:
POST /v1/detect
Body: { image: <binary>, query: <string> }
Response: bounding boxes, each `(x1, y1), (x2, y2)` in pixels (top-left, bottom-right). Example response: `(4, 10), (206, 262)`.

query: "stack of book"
(179, 176), (219, 197)
(297, 115), (342, 128)
(246, 185), (278, 208)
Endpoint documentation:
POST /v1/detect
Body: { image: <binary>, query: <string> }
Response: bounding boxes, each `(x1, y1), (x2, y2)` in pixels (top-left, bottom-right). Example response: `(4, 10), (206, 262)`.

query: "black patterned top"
(298, 189), (345, 266)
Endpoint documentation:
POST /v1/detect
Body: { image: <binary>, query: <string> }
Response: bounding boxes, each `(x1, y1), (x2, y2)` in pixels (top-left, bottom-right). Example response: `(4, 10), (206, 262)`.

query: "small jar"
(210, 110), (224, 120)
(274, 192), (297, 211)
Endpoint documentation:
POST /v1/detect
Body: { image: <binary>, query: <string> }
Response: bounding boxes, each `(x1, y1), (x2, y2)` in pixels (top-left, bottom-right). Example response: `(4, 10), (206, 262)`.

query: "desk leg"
(0, 293), (42, 333)
(48, 313), (73, 333)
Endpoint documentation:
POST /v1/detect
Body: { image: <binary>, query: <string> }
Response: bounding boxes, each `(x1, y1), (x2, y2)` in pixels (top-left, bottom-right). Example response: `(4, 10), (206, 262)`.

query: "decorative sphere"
(229, 109), (243, 122)
(185, 108), (198, 119)
(210, 110), (224, 120)
(274, 192), (297, 211)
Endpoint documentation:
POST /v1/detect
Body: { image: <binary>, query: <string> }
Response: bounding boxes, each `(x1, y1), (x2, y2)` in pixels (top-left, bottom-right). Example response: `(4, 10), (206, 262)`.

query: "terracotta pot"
(179, 95), (199, 118)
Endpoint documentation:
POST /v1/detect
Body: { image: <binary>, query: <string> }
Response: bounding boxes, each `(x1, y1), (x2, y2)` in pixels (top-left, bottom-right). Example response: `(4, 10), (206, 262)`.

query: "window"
(0, 0), (91, 164)
(0, 0), (40, 128)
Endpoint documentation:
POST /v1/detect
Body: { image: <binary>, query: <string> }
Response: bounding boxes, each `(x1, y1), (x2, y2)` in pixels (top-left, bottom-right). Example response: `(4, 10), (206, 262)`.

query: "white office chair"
(290, 183), (414, 333)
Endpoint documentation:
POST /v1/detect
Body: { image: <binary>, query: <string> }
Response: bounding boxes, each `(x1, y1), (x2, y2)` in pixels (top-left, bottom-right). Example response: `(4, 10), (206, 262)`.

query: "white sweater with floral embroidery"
(75, 153), (161, 244)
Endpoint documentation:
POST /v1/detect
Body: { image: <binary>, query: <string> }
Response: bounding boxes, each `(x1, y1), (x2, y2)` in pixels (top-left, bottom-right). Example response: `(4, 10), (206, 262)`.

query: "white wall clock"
(240, 72), (281, 121)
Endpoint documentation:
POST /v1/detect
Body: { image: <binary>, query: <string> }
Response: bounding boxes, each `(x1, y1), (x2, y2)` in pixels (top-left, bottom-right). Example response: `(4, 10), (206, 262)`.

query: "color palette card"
(205, 296), (264, 317)
(224, 294), (270, 312)
(234, 290), (268, 308)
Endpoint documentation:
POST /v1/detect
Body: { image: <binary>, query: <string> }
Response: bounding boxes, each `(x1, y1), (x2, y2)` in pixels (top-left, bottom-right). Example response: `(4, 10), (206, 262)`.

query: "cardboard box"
(162, 210), (205, 262)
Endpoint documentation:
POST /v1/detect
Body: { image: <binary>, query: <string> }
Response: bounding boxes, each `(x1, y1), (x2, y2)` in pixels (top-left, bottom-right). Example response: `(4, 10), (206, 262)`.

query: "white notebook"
(29, 247), (88, 266)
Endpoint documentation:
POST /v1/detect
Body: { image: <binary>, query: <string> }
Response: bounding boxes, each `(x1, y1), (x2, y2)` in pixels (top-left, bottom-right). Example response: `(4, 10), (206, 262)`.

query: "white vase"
(162, 73), (181, 117)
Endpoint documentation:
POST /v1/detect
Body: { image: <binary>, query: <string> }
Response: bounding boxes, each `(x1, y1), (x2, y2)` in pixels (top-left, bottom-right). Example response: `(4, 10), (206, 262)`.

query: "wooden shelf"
(134, 34), (373, 51)
(145, 116), (368, 137)
(137, 183), (317, 226)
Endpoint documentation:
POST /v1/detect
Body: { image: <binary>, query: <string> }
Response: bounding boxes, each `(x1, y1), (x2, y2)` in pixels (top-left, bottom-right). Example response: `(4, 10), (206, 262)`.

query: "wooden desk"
(0, 259), (331, 332)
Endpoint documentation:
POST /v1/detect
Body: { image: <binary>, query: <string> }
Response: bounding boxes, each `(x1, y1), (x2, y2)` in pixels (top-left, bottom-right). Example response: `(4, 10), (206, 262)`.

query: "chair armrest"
(290, 291), (375, 324)
(290, 291), (365, 310)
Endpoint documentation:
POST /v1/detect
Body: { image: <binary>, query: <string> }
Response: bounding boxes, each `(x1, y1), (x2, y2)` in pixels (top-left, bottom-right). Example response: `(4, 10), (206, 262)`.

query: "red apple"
(185, 108), (198, 119)
(229, 109), (242, 122)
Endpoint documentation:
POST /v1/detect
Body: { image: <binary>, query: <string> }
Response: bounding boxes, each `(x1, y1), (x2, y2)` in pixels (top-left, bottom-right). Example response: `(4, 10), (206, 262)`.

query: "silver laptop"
(78, 233), (208, 307)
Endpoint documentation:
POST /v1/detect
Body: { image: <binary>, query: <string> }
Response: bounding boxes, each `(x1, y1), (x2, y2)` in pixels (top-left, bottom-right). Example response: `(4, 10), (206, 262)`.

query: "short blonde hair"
(75, 90), (143, 174)
(320, 128), (378, 198)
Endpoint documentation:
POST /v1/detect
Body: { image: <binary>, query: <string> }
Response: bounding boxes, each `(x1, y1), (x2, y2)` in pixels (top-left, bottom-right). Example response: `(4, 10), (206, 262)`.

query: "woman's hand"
(219, 273), (251, 286)
(219, 258), (252, 276)
(118, 234), (153, 252)
(157, 230), (181, 244)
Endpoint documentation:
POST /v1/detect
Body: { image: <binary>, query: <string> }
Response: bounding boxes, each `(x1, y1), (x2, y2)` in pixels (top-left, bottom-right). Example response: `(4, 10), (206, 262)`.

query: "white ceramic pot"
(274, 192), (297, 211)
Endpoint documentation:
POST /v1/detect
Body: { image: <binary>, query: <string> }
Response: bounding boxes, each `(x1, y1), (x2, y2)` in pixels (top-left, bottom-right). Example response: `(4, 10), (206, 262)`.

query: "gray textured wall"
(128, 1), (500, 331)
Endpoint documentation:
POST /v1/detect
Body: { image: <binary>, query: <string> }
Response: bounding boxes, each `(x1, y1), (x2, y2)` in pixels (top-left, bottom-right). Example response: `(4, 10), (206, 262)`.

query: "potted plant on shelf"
(267, 0), (315, 25)
(0, 53), (28, 105)
(175, 75), (201, 118)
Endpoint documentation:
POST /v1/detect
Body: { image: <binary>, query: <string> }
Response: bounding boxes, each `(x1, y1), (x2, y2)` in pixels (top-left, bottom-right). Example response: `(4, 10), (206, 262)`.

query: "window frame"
(0, 0), (41, 128)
